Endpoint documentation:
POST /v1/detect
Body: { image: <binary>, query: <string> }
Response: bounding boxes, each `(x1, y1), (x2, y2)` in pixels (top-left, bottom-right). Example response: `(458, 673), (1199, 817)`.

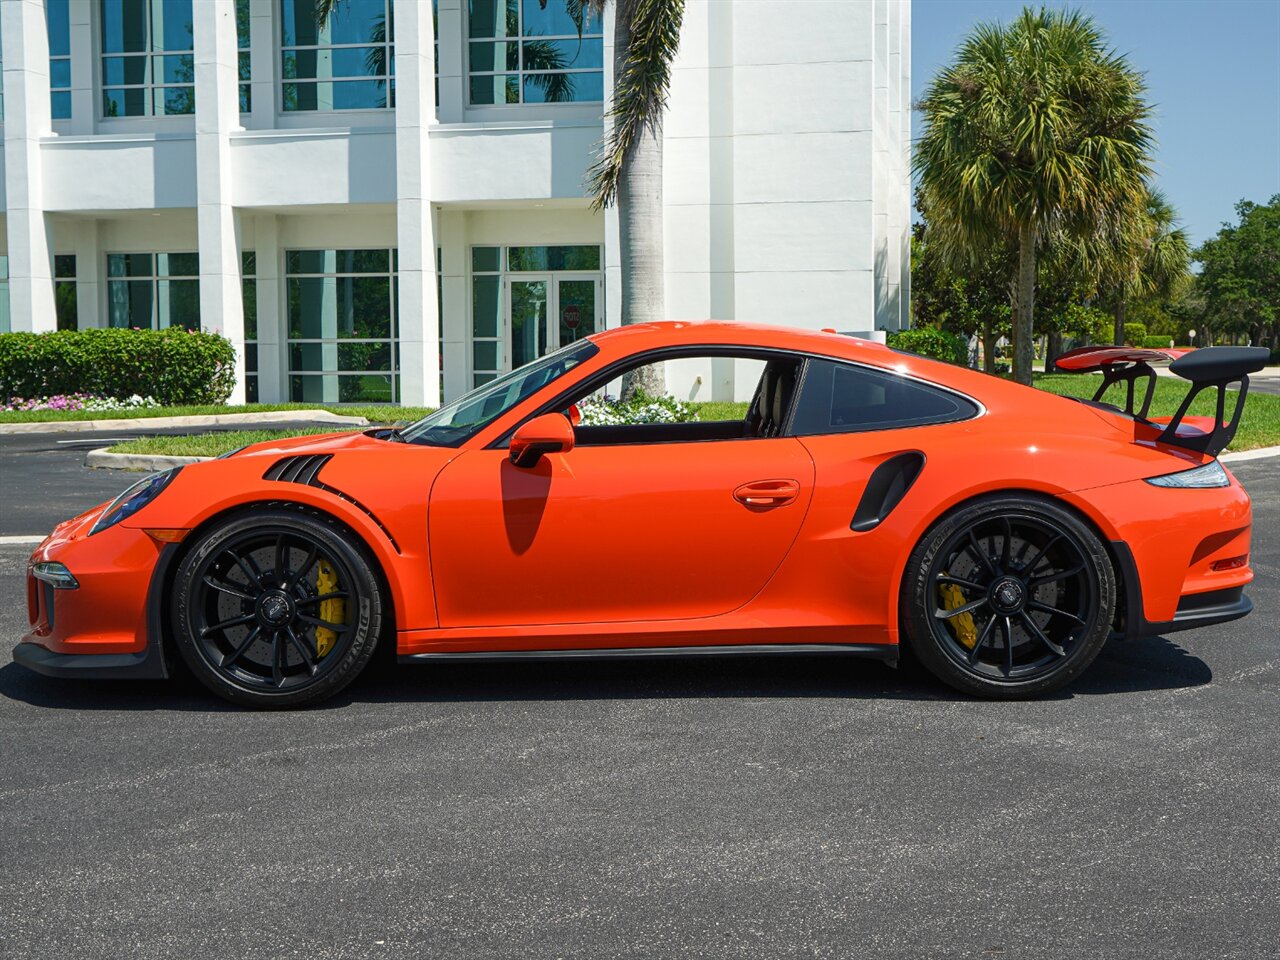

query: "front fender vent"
(263, 454), (400, 553)
(264, 454), (332, 485)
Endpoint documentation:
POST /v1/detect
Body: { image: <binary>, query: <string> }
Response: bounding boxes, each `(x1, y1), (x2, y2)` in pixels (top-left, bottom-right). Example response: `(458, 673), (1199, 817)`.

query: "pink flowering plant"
(1, 393), (159, 413)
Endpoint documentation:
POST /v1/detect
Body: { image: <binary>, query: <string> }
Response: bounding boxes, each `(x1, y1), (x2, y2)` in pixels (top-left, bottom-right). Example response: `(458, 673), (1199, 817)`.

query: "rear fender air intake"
(851, 452), (925, 532)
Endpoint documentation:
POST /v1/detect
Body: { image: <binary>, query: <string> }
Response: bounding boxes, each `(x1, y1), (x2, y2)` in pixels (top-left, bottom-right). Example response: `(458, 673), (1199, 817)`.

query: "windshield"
(401, 339), (599, 447)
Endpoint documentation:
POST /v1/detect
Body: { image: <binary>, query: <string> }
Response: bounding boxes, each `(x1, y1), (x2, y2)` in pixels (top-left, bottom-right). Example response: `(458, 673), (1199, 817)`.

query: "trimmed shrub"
(1123, 322), (1147, 346)
(1143, 334), (1174, 350)
(0, 328), (236, 405)
(887, 328), (969, 365)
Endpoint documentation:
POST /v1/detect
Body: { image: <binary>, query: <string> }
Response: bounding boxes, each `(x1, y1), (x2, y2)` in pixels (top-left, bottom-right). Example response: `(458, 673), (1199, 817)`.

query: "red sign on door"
(562, 304), (581, 330)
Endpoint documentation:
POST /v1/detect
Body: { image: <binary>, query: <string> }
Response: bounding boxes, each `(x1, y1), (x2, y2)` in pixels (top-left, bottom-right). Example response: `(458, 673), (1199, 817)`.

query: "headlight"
(89, 467), (182, 535)
(32, 562), (79, 589)
(1144, 460), (1229, 489)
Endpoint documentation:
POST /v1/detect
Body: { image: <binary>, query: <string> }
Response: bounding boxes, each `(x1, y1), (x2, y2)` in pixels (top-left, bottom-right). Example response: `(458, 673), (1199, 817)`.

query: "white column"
(254, 214), (284, 401)
(67, 0), (95, 135)
(194, 0), (247, 403)
(439, 208), (466, 401)
(393, 0), (440, 407)
(436, 0), (464, 124)
(246, 0), (276, 130)
(2, 0), (56, 332)
(74, 219), (103, 329)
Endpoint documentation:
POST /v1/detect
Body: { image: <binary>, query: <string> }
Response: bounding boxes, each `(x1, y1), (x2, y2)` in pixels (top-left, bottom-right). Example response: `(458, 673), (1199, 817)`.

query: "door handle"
(733, 479), (801, 508)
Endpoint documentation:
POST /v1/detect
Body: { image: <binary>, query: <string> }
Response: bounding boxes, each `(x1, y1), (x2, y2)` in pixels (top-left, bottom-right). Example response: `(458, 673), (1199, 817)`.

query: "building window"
(281, 0), (394, 112)
(101, 0), (196, 118)
(468, 0), (603, 105)
(236, 0), (251, 112)
(48, 0), (72, 119)
(107, 253), (200, 329)
(55, 255), (77, 330)
(286, 249), (398, 403)
(242, 251), (258, 402)
(471, 247), (502, 386)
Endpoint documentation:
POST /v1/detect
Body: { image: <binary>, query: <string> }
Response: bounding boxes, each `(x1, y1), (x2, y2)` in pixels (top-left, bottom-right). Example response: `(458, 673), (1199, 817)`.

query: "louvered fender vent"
(262, 454), (400, 552)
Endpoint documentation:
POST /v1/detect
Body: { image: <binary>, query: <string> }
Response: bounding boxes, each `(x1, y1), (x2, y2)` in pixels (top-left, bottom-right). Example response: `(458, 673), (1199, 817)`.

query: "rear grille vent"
(263, 454), (400, 553)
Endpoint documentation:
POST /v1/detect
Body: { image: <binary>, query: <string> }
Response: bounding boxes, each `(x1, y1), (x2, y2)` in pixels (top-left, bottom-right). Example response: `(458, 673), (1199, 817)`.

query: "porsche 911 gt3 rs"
(15, 323), (1262, 706)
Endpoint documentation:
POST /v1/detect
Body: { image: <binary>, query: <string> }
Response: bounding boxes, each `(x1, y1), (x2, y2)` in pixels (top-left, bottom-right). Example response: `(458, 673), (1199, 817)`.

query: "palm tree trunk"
(1113, 298), (1126, 345)
(1046, 329), (1062, 373)
(982, 318), (997, 374)
(1014, 222), (1036, 385)
(614, 17), (666, 400)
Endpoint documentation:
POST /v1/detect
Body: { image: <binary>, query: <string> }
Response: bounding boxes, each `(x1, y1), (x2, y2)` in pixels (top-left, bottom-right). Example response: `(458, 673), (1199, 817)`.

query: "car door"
(427, 437), (815, 628)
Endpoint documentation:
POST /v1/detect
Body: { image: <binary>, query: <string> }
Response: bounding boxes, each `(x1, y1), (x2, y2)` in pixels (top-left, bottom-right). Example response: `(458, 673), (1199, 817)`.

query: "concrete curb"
(1221, 445), (1280, 464)
(86, 448), (211, 471)
(0, 410), (368, 435)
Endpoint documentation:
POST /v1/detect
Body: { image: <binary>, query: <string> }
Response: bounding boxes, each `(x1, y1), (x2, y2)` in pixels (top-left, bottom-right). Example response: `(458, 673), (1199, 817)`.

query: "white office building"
(0, 0), (911, 406)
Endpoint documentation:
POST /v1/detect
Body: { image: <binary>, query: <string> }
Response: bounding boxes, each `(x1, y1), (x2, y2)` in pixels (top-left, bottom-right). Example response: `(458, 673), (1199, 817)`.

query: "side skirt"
(399, 643), (898, 666)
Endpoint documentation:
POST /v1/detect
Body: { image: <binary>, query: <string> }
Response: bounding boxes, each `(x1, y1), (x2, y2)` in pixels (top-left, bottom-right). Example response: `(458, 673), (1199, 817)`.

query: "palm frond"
(584, 0), (686, 209)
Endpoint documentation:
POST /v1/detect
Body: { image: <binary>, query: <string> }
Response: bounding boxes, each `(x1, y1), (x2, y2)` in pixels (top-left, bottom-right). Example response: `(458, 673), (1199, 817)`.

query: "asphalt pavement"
(0, 436), (1277, 959)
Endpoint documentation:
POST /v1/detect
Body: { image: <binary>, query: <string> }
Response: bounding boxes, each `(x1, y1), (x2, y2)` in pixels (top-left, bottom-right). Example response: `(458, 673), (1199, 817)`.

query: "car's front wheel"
(171, 508), (385, 708)
(902, 495), (1116, 698)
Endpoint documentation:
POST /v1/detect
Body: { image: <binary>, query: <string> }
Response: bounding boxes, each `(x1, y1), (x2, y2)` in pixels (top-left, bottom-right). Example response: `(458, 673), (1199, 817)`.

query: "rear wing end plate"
(1055, 345), (1270, 457)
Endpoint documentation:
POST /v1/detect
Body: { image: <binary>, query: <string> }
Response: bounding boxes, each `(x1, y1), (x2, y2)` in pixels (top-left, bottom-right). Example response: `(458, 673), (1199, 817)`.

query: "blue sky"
(911, 0), (1280, 248)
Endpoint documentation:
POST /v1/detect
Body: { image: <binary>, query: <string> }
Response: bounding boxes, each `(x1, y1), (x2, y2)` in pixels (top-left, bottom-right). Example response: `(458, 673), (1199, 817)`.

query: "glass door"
(507, 275), (551, 370)
(555, 277), (600, 349)
(503, 274), (603, 373)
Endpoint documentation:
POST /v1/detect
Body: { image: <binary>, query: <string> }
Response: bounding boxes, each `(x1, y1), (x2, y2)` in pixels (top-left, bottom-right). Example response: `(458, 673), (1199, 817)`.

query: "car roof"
(586, 320), (893, 362)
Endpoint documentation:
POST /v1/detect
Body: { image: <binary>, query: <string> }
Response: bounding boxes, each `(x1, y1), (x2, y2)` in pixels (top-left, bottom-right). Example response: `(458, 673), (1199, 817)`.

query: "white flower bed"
(577, 393), (698, 425)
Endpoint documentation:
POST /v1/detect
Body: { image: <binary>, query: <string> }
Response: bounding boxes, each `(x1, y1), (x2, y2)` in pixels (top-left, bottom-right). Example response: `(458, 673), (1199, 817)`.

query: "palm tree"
(1107, 189), (1191, 344)
(914, 7), (1155, 385)
(566, 0), (683, 397)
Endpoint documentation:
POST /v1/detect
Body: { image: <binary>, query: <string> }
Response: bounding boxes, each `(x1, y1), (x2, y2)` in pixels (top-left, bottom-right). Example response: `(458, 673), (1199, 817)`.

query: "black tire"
(171, 508), (385, 708)
(901, 494), (1116, 699)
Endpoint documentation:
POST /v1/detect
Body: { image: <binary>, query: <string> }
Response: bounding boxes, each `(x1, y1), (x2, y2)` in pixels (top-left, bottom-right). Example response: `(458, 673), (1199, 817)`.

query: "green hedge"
(1123, 322), (1147, 346)
(1143, 334), (1174, 349)
(887, 328), (969, 365)
(0, 328), (236, 405)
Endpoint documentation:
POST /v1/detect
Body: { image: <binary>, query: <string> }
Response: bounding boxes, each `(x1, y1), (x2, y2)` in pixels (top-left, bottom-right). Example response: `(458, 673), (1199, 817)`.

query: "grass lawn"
(106, 427), (363, 459)
(0, 402), (433, 425)
(1036, 373), (1280, 451)
(100, 380), (1280, 461)
(105, 401), (754, 459)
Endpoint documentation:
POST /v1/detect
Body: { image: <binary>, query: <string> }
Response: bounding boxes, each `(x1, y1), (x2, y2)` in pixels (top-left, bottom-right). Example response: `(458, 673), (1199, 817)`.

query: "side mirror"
(509, 413), (575, 468)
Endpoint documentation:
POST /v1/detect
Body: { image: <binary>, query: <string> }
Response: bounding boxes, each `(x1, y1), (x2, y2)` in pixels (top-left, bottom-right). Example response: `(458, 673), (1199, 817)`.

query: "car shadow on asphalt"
(0, 634), (1212, 712)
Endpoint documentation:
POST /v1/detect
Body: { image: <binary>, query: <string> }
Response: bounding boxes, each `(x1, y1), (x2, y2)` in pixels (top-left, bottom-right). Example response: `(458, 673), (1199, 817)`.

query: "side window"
(560, 352), (803, 445)
(789, 360), (978, 436)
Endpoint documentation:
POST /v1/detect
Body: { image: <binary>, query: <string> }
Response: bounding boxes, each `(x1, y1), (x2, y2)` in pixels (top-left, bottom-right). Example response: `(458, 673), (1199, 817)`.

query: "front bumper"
(14, 509), (174, 680)
(12, 640), (168, 679)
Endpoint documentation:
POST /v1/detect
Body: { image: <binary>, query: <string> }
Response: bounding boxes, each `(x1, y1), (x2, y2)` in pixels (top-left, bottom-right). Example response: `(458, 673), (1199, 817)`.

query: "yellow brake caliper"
(314, 559), (344, 658)
(939, 577), (979, 649)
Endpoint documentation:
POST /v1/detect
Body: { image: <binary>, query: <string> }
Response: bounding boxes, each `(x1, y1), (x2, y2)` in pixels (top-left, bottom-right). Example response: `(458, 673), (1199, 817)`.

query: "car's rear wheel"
(171, 508), (384, 708)
(902, 495), (1116, 698)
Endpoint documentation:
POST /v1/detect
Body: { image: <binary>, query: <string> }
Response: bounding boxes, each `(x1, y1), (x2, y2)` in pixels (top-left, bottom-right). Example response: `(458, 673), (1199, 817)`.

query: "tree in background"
(1096, 189), (1191, 345)
(1194, 196), (1280, 350)
(567, 0), (684, 398)
(914, 7), (1155, 385)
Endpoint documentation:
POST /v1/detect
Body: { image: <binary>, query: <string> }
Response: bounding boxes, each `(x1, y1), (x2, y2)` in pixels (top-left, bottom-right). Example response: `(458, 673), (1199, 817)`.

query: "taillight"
(1211, 555), (1248, 572)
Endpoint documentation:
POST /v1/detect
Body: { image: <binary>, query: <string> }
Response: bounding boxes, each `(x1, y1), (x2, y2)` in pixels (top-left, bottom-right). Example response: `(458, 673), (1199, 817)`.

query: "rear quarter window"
(789, 359), (979, 435)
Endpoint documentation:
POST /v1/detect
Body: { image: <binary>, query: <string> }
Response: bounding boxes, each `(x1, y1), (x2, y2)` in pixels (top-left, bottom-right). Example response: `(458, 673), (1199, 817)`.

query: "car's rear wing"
(1055, 345), (1270, 457)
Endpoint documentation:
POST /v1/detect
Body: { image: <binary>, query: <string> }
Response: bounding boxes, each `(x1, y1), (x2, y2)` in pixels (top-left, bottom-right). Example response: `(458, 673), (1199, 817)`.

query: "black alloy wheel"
(902, 495), (1116, 698)
(172, 509), (385, 708)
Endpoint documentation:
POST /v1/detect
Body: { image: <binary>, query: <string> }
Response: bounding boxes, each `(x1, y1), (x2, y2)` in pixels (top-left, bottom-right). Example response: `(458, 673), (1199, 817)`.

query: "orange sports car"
(15, 323), (1264, 707)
